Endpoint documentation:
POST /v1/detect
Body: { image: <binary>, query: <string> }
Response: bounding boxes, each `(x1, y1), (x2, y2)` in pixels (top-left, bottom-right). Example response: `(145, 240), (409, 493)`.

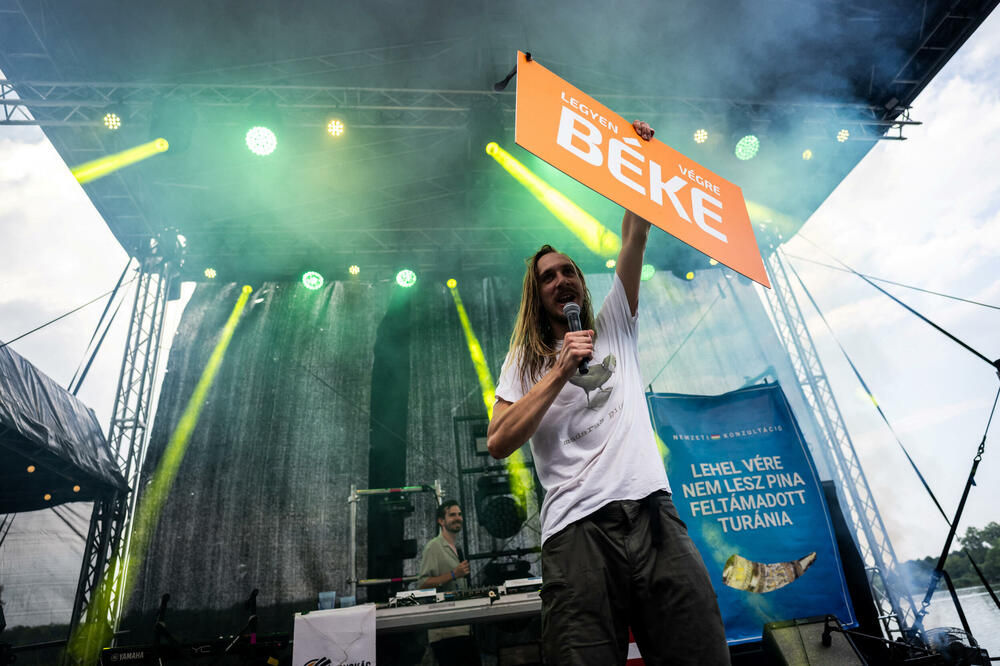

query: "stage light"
(327, 119), (345, 137)
(27, 465), (35, 473)
(348, 264), (360, 276)
(693, 129), (708, 144)
(246, 126), (277, 155)
(66, 285), (254, 663)
(485, 142), (620, 258)
(685, 271), (695, 280)
(734, 135), (759, 160)
(396, 269), (417, 288)
(70, 138), (170, 184)
(476, 471), (527, 539)
(302, 271), (324, 290)
(447, 278), (458, 289)
(44, 493), (52, 501)
(204, 268), (217, 279)
(103, 112), (122, 130)
(802, 149), (813, 160)
(709, 259), (719, 266)
(73, 485), (81, 493)
(837, 129), (850, 143)
(605, 259), (616, 269)
(640, 264), (655, 281)
(449, 284), (534, 502)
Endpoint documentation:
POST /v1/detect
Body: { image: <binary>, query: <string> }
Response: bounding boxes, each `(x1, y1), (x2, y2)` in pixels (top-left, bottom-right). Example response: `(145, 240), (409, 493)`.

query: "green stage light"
(802, 149), (813, 160)
(103, 112), (122, 130)
(70, 138), (170, 184)
(396, 269), (417, 288)
(640, 264), (655, 281)
(485, 141), (620, 258)
(68, 286), (252, 662)
(693, 128), (708, 144)
(605, 259), (616, 269)
(734, 135), (759, 160)
(447, 278), (458, 289)
(685, 271), (695, 280)
(349, 264), (360, 276)
(246, 126), (277, 155)
(836, 129), (850, 143)
(302, 271), (324, 290)
(327, 119), (345, 137)
(204, 268), (217, 279)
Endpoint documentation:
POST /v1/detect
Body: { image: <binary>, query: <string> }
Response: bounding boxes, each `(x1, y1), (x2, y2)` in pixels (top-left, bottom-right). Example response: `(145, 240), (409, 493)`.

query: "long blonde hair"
(508, 245), (596, 391)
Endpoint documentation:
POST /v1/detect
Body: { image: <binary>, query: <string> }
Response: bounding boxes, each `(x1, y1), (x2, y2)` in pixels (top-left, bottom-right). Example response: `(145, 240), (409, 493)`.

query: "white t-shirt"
(495, 274), (670, 544)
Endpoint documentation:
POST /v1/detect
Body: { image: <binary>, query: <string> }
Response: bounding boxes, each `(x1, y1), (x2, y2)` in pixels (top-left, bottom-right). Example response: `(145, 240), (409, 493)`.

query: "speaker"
(762, 616), (864, 665)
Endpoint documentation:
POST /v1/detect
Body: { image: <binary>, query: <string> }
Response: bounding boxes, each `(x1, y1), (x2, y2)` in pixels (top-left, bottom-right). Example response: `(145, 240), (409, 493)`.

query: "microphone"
(562, 302), (589, 375)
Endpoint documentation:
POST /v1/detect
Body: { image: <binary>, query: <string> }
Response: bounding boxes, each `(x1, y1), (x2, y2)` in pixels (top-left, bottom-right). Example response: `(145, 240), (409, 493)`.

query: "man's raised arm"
(615, 120), (654, 316)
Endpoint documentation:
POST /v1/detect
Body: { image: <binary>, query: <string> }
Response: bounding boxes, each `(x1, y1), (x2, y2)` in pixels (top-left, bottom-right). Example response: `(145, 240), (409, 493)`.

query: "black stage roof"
(1, 0), (996, 283)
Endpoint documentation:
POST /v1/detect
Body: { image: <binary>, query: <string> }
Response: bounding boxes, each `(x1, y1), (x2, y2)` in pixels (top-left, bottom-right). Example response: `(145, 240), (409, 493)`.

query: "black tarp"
(120, 270), (830, 640)
(0, 343), (126, 512)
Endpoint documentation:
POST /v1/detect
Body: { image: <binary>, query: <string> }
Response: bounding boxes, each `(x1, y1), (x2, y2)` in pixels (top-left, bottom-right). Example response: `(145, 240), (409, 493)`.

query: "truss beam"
(0, 79), (918, 141)
(71, 255), (174, 644)
(760, 243), (920, 642)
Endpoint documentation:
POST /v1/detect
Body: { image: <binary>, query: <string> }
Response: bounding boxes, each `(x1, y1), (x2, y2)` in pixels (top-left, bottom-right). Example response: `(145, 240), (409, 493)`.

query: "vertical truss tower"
(761, 243), (920, 641)
(70, 252), (175, 645)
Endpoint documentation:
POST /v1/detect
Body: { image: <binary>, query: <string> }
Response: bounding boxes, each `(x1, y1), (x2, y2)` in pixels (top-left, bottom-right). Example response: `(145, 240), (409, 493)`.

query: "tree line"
(901, 521), (1000, 591)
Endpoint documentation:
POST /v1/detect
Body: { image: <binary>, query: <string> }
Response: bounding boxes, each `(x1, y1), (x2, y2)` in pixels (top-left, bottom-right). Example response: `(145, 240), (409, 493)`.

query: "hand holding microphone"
(562, 302), (591, 375)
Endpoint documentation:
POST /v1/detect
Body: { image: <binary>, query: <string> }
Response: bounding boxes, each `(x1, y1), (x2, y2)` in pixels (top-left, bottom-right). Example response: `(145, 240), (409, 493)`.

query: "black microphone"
(562, 302), (589, 375)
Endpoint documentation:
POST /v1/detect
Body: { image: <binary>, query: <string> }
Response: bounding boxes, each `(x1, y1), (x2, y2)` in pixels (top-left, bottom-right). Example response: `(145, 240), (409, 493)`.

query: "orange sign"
(514, 52), (770, 288)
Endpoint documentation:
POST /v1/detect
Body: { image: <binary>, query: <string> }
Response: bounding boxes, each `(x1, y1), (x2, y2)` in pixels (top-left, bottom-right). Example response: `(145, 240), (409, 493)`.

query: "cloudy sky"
(1, 8), (997, 580)
(776, 12), (1000, 562)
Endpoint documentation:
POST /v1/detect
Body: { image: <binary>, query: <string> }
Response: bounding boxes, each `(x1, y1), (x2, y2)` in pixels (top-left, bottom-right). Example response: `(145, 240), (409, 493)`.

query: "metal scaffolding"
(760, 242), (920, 641)
(0, 78), (917, 141)
(70, 252), (175, 643)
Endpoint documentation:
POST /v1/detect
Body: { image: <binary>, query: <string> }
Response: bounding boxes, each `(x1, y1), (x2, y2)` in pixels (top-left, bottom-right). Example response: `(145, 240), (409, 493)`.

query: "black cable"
(797, 235), (996, 369)
(782, 252), (1000, 608)
(0, 513), (14, 550)
(784, 252), (1000, 312)
(71, 294), (127, 396)
(301, 364), (462, 486)
(48, 504), (86, 542)
(0, 278), (137, 352)
(647, 290), (723, 390)
(920, 385), (1000, 615)
(783, 252), (951, 523)
(68, 259), (133, 392)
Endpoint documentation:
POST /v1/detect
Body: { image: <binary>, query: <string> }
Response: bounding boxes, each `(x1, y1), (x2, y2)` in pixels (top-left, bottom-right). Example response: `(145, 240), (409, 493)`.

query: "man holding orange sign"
(487, 118), (730, 664)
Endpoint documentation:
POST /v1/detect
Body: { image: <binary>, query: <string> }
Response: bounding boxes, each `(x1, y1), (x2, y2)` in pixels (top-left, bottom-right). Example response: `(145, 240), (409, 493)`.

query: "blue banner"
(646, 383), (856, 644)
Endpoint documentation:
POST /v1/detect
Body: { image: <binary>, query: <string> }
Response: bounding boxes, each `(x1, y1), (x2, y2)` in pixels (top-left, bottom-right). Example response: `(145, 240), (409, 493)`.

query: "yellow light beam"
(69, 285), (253, 662)
(71, 138), (170, 185)
(485, 142), (621, 258)
(449, 283), (533, 498)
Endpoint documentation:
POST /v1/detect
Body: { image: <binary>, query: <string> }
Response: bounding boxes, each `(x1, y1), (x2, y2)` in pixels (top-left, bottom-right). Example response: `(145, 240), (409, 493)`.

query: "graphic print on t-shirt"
(568, 353), (616, 410)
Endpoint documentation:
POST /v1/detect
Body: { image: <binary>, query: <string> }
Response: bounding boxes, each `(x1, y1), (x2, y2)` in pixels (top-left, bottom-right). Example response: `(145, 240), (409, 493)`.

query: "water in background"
(921, 586), (1000, 657)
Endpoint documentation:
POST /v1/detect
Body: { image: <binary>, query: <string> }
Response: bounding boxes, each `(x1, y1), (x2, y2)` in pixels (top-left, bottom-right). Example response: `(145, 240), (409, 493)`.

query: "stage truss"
(70, 252), (176, 647)
(761, 243), (921, 642)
